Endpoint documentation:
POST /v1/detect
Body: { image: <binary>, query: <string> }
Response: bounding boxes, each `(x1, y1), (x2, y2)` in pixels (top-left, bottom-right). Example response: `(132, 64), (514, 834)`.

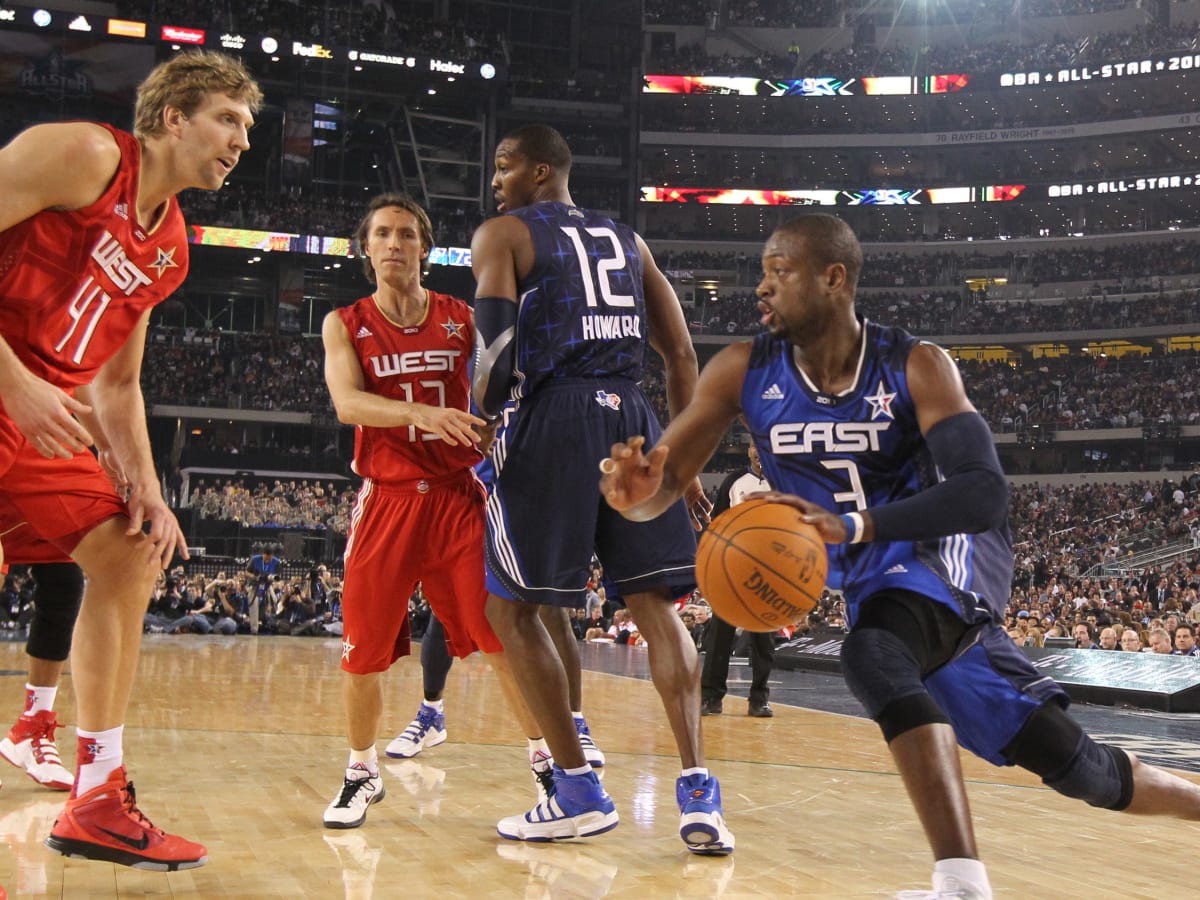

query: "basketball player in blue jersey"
(471, 124), (731, 854)
(600, 214), (1200, 898)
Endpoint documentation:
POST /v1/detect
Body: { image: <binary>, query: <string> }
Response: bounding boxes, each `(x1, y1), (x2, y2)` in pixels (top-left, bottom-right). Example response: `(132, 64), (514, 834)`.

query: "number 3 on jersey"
(560, 226), (634, 309)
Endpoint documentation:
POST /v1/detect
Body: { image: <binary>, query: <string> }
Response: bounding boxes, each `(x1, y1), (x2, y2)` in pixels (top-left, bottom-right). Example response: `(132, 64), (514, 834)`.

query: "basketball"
(696, 499), (828, 632)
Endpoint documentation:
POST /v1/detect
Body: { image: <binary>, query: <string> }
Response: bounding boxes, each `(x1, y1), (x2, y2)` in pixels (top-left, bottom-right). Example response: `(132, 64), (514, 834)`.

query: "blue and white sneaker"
(386, 704), (447, 758)
(497, 766), (619, 842)
(676, 773), (735, 855)
(574, 716), (605, 768)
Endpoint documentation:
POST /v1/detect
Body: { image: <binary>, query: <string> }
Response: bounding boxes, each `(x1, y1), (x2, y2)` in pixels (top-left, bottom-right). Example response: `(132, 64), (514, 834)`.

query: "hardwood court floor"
(1, 636), (1198, 898)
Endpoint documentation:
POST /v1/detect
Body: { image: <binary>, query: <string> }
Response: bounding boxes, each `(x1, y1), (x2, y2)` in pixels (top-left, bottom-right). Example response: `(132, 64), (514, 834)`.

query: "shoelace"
(533, 766), (555, 798)
(408, 709), (438, 737)
(335, 776), (376, 808)
(31, 716), (63, 764)
(122, 782), (166, 837)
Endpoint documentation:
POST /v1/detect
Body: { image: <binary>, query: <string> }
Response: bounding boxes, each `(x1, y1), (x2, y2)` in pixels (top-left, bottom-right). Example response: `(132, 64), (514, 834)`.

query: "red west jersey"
(337, 291), (480, 481)
(0, 123), (188, 390)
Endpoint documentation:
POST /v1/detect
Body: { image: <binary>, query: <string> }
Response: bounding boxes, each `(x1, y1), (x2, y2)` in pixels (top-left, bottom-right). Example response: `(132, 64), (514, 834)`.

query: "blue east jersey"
(505, 202), (646, 400)
(742, 319), (1014, 628)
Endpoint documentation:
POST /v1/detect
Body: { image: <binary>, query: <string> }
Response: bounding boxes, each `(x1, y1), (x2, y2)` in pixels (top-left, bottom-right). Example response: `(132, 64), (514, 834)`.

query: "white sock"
(527, 737), (551, 767)
(562, 763), (592, 777)
(681, 766), (709, 779)
(24, 683), (57, 716)
(934, 858), (992, 900)
(571, 710), (584, 721)
(423, 699), (445, 713)
(74, 725), (124, 795)
(348, 746), (379, 776)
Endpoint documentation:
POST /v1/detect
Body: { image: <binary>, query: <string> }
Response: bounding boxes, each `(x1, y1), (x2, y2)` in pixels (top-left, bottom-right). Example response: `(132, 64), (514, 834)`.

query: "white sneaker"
(323, 767), (385, 829)
(0, 711), (72, 790)
(497, 768), (618, 842)
(574, 716), (605, 768)
(385, 704), (447, 759)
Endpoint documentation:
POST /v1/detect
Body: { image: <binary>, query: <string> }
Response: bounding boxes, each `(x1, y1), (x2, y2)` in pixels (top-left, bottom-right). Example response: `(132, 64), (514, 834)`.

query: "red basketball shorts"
(0, 419), (126, 559)
(339, 469), (500, 675)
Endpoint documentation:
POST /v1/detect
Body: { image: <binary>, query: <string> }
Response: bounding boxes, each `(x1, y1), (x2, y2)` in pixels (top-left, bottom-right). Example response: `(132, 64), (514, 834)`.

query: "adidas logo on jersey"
(761, 383), (785, 400)
(355, 326), (373, 339)
(884, 564), (908, 575)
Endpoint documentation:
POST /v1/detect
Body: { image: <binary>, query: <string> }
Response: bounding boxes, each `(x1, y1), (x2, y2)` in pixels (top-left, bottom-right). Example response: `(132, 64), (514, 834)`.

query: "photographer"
(190, 574), (240, 636)
(242, 544), (282, 635)
(144, 573), (191, 633)
(281, 579), (320, 636)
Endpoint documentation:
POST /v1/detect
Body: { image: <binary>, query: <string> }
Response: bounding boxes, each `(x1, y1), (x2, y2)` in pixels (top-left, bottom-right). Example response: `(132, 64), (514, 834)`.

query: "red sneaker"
(0, 711), (72, 790)
(44, 767), (207, 870)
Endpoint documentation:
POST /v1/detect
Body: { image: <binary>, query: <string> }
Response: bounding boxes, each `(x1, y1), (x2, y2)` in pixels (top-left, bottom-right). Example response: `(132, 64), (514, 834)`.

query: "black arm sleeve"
(868, 411), (1008, 543)
(472, 295), (517, 420)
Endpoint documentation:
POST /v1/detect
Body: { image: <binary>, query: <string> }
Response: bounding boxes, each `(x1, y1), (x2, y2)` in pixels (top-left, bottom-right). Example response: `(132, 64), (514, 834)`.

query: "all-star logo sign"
(17, 50), (93, 101)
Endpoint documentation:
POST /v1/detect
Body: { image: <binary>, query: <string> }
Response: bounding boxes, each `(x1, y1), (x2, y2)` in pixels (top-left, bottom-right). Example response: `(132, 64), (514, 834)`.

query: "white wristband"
(840, 512), (865, 544)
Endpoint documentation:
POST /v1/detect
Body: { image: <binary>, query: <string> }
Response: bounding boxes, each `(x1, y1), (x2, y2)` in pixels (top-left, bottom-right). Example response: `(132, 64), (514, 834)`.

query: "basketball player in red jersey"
(321, 193), (553, 829)
(0, 50), (261, 869)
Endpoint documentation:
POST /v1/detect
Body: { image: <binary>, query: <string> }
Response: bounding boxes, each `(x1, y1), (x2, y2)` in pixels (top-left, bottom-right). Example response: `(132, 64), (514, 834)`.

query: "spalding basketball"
(696, 499), (828, 632)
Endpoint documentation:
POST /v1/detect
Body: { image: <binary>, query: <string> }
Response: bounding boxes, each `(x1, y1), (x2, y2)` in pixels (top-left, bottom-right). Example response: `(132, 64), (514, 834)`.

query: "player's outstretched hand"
(599, 436), (668, 513)
(412, 405), (487, 446)
(1, 372), (94, 459)
(745, 490), (851, 544)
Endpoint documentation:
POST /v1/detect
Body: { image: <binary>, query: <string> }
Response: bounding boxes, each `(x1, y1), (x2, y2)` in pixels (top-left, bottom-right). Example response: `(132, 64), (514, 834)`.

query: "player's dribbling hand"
(1, 372), (94, 459)
(599, 436), (668, 514)
(745, 490), (851, 543)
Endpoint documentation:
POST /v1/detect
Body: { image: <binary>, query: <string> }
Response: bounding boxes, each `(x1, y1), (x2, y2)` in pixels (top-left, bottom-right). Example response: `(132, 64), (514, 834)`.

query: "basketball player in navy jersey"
(471, 124), (731, 853)
(600, 214), (1200, 898)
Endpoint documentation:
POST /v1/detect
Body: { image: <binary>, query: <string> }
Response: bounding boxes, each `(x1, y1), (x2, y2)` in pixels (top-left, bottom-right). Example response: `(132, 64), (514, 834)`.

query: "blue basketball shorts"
(925, 623), (1070, 766)
(484, 377), (697, 607)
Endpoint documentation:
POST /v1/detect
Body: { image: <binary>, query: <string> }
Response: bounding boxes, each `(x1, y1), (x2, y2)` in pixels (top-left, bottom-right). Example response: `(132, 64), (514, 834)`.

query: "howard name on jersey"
(0, 125), (188, 389)
(506, 201), (648, 399)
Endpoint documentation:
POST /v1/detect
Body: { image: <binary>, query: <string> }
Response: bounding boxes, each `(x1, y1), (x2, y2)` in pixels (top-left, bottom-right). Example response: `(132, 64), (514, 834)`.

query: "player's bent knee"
(841, 627), (947, 740)
(1004, 701), (1134, 810)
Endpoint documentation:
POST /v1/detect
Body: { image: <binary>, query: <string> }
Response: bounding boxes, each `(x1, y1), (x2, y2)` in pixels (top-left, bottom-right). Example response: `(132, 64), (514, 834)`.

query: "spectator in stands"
(1147, 628), (1174, 654)
(1097, 628), (1119, 650)
(1173, 624), (1199, 657)
(1120, 628), (1145, 652)
(1074, 622), (1097, 649)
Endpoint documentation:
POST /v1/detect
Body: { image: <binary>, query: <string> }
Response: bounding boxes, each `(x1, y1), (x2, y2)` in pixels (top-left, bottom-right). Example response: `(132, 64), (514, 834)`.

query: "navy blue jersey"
(741, 319), (1013, 626)
(506, 202), (647, 399)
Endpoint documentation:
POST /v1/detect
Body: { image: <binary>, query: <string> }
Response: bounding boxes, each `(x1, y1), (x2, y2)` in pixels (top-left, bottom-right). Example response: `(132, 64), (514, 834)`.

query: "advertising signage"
(0, 2), (505, 81)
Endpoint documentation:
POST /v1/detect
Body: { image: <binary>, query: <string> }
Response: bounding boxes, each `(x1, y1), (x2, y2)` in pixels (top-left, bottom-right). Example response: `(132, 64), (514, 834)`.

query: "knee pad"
(841, 627), (949, 742)
(1005, 702), (1134, 811)
(25, 563), (85, 662)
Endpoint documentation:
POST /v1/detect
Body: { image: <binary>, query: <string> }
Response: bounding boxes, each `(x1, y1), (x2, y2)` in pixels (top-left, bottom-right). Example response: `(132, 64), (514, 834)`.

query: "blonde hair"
(134, 51), (262, 140)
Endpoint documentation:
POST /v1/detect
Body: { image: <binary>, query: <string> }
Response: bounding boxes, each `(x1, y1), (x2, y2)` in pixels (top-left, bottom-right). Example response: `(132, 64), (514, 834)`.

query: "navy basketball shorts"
(485, 377), (697, 607)
(924, 622), (1070, 766)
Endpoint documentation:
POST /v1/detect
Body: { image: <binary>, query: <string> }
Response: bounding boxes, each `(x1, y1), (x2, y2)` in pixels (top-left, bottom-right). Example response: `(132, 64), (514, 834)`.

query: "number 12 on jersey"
(560, 226), (634, 309)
